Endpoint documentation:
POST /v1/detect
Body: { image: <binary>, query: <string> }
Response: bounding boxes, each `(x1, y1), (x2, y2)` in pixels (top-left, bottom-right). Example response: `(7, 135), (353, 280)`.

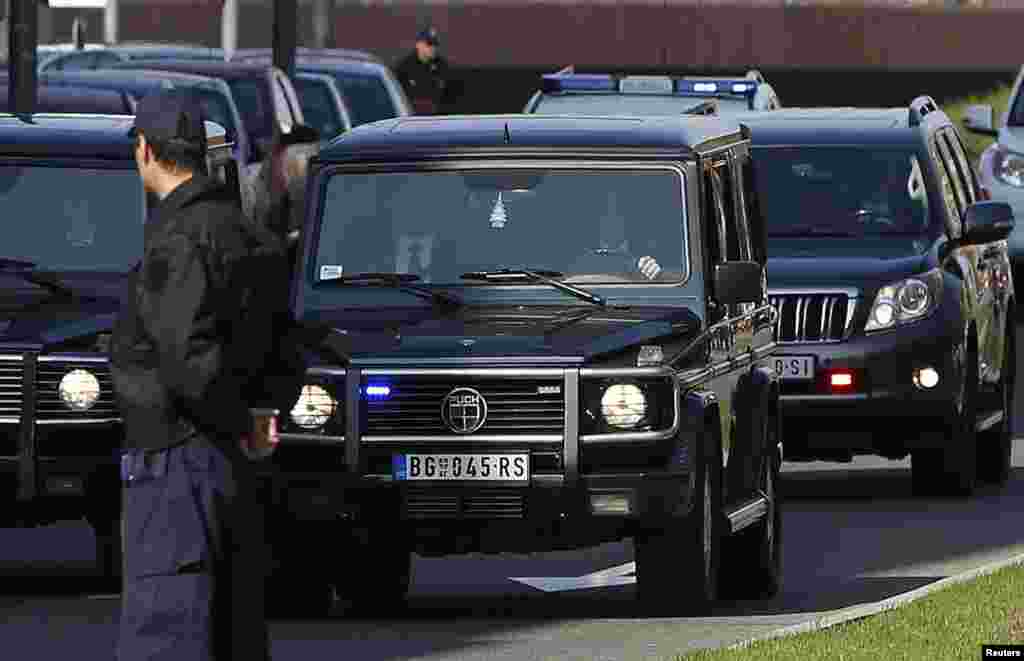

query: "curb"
(726, 549), (1024, 651)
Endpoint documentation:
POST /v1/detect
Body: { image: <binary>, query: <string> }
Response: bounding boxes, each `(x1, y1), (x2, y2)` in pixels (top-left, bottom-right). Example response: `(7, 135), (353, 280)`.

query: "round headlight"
(58, 369), (101, 411)
(290, 384), (337, 429)
(897, 280), (930, 316)
(872, 301), (895, 327)
(600, 383), (647, 428)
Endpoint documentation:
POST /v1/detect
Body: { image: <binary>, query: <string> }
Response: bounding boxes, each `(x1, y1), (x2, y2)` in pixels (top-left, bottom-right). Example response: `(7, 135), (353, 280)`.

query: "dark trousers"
(116, 435), (270, 661)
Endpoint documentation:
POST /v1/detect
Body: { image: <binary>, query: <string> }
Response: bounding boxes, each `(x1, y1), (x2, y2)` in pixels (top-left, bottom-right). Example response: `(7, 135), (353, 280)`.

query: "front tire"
(332, 528), (412, 615)
(978, 327), (1014, 485)
(635, 430), (722, 615)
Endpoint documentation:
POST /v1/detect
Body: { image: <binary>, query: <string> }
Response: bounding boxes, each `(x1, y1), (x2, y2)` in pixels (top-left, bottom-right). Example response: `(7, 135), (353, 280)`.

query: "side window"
(741, 156), (766, 264)
(708, 160), (749, 262)
(703, 166), (726, 268)
(935, 136), (968, 216)
(944, 130), (978, 204)
(931, 139), (963, 235)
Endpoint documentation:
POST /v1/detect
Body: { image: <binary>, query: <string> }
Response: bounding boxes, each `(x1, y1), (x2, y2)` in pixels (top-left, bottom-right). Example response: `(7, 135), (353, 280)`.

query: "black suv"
(268, 114), (783, 614)
(0, 114), (235, 586)
(740, 98), (1016, 497)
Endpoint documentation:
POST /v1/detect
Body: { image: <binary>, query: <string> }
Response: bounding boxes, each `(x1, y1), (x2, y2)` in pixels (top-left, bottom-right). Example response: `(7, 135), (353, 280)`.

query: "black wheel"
(635, 429), (722, 615)
(913, 343), (978, 497)
(978, 327), (1015, 485)
(332, 529), (412, 615)
(719, 426), (782, 600)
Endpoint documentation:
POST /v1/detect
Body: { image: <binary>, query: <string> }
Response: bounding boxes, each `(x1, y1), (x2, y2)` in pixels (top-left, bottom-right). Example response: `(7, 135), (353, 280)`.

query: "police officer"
(111, 88), (302, 660)
(394, 25), (457, 115)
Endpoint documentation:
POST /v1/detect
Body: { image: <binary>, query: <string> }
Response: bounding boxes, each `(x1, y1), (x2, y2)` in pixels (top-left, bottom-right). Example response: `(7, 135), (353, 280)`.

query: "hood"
(304, 304), (702, 365)
(766, 236), (933, 290)
(0, 272), (124, 349)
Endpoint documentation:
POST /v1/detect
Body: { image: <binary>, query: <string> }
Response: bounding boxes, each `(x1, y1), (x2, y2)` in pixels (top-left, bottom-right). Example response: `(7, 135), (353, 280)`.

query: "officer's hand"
(240, 409), (280, 460)
(637, 256), (662, 280)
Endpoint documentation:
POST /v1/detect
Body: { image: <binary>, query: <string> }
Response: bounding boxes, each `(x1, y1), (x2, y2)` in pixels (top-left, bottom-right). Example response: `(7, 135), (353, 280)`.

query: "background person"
(394, 25), (460, 115)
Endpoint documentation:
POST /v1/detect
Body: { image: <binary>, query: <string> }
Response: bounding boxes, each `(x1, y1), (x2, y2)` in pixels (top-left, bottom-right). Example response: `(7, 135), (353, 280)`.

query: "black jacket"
(394, 52), (455, 115)
(110, 176), (304, 454)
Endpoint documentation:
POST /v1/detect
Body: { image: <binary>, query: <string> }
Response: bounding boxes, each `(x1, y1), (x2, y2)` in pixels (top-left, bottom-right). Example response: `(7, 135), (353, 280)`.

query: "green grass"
(942, 84), (1014, 164)
(678, 561), (1024, 661)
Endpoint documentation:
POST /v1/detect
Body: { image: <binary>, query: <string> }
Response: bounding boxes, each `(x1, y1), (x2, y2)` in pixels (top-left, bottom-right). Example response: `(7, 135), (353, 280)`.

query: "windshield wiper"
(312, 272), (463, 308)
(0, 258), (78, 298)
(460, 268), (606, 306)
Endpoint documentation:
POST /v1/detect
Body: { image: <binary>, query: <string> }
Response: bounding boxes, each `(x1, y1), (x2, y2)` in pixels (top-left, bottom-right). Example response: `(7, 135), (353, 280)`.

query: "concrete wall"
(92, 0), (1024, 72)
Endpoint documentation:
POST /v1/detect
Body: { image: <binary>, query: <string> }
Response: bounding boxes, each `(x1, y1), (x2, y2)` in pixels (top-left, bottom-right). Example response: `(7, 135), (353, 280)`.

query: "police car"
(524, 67), (780, 116)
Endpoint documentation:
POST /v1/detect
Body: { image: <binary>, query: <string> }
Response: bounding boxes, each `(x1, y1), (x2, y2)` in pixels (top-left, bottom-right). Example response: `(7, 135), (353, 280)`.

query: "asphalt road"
(4, 333), (1024, 660)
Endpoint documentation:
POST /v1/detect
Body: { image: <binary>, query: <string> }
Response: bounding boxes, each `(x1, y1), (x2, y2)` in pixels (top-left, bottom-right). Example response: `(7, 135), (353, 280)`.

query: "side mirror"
(963, 201), (1015, 244)
(713, 260), (764, 306)
(963, 104), (998, 137)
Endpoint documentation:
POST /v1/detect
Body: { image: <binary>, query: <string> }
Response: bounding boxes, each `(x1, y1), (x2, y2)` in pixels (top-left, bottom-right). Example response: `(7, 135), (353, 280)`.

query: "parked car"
(525, 68), (780, 116)
(109, 60), (303, 162)
(264, 114), (782, 615)
(963, 65), (1024, 294)
(37, 42), (224, 73)
(0, 114), (235, 589)
(293, 72), (353, 143)
(740, 99), (1016, 496)
(39, 69), (251, 168)
(230, 51), (411, 127)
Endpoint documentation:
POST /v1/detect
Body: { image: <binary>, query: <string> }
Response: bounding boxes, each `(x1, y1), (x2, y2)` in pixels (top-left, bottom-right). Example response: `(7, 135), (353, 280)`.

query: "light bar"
(677, 78), (759, 97)
(541, 73), (617, 92)
(363, 384), (392, 399)
(618, 75), (673, 95)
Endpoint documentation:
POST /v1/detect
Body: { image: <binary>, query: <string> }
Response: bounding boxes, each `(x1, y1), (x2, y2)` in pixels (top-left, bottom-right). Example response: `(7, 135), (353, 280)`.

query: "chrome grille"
(402, 488), (525, 519)
(0, 356), (24, 420)
(363, 377), (564, 437)
(769, 293), (856, 343)
(35, 360), (119, 421)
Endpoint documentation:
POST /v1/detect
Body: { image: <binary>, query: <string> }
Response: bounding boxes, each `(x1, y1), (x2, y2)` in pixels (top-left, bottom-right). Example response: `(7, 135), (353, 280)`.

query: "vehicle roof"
(109, 59), (275, 79)
(0, 113), (227, 159)
(736, 107), (949, 147)
(231, 47), (380, 61)
(233, 54), (391, 76)
(0, 85), (130, 115)
(318, 114), (745, 161)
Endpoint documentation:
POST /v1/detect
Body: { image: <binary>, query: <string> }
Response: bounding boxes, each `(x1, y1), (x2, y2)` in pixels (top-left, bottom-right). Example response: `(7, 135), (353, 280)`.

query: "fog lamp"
(58, 369), (101, 411)
(913, 367), (940, 389)
(590, 493), (632, 515)
(290, 384), (337, 429)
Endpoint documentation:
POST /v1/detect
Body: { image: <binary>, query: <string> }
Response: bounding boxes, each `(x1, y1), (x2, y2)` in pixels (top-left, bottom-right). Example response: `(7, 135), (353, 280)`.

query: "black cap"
(130, 88), (207, 152)
(416, 26), (440, 46)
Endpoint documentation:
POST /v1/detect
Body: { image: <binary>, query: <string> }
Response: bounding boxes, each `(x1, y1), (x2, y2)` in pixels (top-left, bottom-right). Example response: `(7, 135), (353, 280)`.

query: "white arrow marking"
(509, 561), (636, 592)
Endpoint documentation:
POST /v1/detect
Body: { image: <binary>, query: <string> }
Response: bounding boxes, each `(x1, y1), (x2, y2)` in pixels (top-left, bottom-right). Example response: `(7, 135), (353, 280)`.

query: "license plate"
(393, 454), (530, 482)
(765, 355), (815, 380)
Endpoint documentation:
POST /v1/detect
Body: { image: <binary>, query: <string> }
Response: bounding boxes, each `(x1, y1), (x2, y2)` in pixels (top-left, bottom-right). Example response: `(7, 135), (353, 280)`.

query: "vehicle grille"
(0, 357), (24, 420)
(770, 293), (855, 343)
(402, 488), (526, 519)
(35, 361), (119, 421)
(363, 377), (564, 437)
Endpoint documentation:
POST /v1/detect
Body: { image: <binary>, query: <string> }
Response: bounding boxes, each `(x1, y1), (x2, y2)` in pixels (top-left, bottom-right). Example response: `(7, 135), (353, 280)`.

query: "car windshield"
(193, 88), (237, 140)
(294, 78), (345, 140)
(309, 167), (687, 303)
(328, 72), (395, 126)
(533, 94), (747, 116)
(0, 164), (144, 272)
(227, 78), (270, 140)
(752, 147), (934, 238)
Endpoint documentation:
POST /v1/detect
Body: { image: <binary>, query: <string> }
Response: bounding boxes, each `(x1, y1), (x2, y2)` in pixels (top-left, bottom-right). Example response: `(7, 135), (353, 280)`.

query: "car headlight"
(289, 384), (337, 429)
(864, 270), (943, 332)
(600, 383), (647, 428)
(994, 146), (1024, 188)
(58, 369), (101, 411)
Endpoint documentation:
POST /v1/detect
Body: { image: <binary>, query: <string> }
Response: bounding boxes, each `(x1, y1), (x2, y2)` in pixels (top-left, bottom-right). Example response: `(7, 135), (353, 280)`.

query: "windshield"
(532, 94), (747, 116)
(329, 72), (395, 126)
(310, 167), (687, 302)
(227, 78), (270, 140)
(294, 78), (345, 140)
(752, 147), (934, 238)
(193, 88), (237, 140)
(0, 164), (144, 272)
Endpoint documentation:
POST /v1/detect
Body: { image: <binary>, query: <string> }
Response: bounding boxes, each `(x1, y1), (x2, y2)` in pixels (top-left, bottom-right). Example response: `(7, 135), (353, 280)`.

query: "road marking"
(509, 561), (635, 592)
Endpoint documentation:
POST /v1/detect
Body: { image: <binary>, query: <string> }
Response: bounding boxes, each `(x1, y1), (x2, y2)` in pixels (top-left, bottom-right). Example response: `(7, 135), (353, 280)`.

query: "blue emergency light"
(541, 73), (618, 93)
(362, 384), (392, 399)
(676, 79), (759, 97)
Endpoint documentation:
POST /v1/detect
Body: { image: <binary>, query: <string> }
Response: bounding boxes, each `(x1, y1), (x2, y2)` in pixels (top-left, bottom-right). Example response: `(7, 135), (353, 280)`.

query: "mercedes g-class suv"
(740, 98), (1016, 497)
(268, 114), (783, 615)
(0, 114), (235, 588)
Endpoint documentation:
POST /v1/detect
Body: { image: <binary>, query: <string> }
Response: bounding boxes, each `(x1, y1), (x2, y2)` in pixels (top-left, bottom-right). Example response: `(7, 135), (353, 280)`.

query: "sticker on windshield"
(489, 192), (507, 229)
(319, 265), (344, 281)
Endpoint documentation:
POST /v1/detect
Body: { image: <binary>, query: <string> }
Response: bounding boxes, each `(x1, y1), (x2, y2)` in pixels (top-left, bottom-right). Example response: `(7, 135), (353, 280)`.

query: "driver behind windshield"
(567, 191), (663, 281)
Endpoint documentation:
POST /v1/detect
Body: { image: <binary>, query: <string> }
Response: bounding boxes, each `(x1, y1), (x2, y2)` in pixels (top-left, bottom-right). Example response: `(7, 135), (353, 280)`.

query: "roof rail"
(745, 69), (765, 83)
(908, 95), (939, 127)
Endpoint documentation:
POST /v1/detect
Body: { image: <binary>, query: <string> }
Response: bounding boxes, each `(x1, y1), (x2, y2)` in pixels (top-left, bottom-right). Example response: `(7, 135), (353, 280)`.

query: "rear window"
(330, 72), (395, 126)
(227, 78), (271, 140)
(294, 78), (345, 140)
